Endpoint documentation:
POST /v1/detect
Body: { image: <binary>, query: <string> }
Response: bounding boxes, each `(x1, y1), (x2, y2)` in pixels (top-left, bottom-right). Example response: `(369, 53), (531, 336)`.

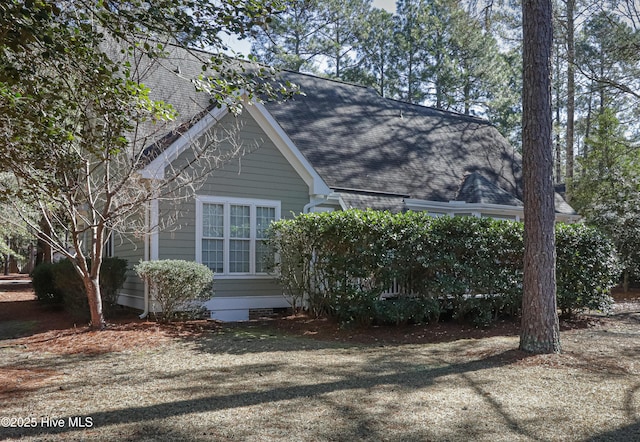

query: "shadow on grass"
(187, 323), (359, 355)
(0, 320), (38, 340)
(185, 318), (524, 355)
(616, 311), (640, 325)
(584, 421), (640, 441)
(0, 277), (124, 342)
(0, 348), (529, 440)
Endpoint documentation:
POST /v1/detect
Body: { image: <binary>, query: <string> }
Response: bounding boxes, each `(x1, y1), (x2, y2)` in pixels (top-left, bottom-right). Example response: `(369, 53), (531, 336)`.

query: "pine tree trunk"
(520, 0), (561, 354)
(554, 45), (562, 183)
(565, 0), (575, 199)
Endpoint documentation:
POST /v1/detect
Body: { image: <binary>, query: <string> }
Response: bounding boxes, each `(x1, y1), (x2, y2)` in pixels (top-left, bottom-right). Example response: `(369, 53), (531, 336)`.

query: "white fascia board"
(406, 199), (581, 222)
(139, 106), (230, 180)
(405, 199), (525, 216)
(245, 101), (331, 196)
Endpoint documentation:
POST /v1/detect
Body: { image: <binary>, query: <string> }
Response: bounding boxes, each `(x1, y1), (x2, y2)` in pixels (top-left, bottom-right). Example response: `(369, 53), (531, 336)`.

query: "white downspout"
(139, 200), (151, 319)
(303, 195), (329, 213)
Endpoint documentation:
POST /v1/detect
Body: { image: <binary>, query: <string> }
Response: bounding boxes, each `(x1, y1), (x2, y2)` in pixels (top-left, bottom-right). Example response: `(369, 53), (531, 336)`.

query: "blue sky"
(225, 0), (396, 55)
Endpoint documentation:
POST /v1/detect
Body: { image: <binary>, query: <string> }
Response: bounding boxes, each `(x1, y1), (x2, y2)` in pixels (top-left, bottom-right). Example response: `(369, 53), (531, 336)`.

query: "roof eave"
(406, 199), (524, 214)
(406, 199), (581, 222)
(137, 96), (332, 197)
(139, 106), (230, 180)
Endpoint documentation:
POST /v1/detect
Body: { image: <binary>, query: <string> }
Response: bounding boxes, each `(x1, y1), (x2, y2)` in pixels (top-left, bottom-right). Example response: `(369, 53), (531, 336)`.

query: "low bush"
(51, 259), (87, 320)
(373, 296), (441, 326)
(556, 224), (620, 317)
(99, 257), (128, 316)
(33, 257), (128, 321)
(32, 262), (64, 305)
(135, 260), (214, 322)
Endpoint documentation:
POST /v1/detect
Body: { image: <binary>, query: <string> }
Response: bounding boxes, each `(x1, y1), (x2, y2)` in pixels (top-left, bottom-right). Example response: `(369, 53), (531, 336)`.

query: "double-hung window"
(197, 196), (280, 276)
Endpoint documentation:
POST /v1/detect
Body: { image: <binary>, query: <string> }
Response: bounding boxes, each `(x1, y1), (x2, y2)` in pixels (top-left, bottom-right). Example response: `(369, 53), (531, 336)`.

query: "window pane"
(202, 239), (224, 273)
(203, 204), (224, 238)
(255, 240), (271, 273)
(256, 206), (276, 239)
(229, 239), (250, 273)
(230, 205), (250, 238)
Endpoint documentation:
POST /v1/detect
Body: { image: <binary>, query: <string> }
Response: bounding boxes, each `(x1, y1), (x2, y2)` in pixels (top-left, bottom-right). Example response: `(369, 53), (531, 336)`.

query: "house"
(114, 47), (578, 321)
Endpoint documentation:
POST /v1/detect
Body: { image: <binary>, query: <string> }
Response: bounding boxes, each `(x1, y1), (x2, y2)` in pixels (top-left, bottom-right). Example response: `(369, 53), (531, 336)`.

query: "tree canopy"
(0, 0), (295, 328)
(572, 108), (640, 288)
(249, 0), (640, 156)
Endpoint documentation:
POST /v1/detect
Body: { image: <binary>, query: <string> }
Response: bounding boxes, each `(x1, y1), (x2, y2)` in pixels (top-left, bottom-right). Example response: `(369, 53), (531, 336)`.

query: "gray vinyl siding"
(213, 278), (283, 297)
(158, 110), (310, 299)
(112, 230), (145, 306)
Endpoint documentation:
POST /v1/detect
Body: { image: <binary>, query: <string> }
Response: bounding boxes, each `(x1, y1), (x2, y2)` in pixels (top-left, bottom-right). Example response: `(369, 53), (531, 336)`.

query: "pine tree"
(520, 0), (561, 354)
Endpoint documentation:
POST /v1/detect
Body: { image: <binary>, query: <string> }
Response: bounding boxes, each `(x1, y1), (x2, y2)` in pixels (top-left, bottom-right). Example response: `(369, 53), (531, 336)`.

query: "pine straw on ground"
(1, 276), (639, 441)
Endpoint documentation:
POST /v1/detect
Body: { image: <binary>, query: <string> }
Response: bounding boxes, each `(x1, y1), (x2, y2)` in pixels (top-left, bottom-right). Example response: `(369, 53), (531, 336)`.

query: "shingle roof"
(140, 47), (576, 216)
(264, 73), (521, 201)
(455, 171), (523, 206)
(263, 71), (575, 215)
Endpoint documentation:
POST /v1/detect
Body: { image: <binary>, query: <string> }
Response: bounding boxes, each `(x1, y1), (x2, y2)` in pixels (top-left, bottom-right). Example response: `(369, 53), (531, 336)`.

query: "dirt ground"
(0, 274), (219, 354)
(1, 274), (639, 441)
(1, 273), (639, 353)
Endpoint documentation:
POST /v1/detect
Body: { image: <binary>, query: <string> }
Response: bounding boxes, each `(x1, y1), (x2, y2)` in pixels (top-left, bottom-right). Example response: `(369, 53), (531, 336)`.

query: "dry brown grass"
(1, 276), (639, 441)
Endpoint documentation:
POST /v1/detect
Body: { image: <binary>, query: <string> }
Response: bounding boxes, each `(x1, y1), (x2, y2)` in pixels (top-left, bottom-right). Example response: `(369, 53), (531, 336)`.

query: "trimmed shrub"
(556, 224), (620, 317)
(32, 263), (64, 305)
(51, 259), (87, 320)
(135, 259), (214, 322)
(268, 209), (620, 326)
(33, 257), (129, 320)
(100, 257), (128, 316)
(373, 296), (441, 326)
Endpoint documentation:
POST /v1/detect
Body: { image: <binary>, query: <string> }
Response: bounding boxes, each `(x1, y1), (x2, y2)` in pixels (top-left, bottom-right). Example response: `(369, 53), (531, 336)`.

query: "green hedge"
(266, 210), (620, 325)
(32, 257), (128, 320)
(32, 262), (64, 306)
(556, 224), (618, 316)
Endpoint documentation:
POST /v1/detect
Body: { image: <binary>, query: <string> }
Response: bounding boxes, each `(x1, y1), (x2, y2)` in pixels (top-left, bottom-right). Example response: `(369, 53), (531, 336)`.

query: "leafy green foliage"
(51, 259), (88, 321)
(32, 263), (64, 305)
(573, 108), (640, 285)
(99, 258), (129, 315)
(32, 258), (128, 320)
(575, 10), (640, 104)
(373, 296), (441, 326)
(556, 224), (619, 317)
(268, 210), (619, 325)
(0, 0), (296, 328)
(135, 260), (214, 322)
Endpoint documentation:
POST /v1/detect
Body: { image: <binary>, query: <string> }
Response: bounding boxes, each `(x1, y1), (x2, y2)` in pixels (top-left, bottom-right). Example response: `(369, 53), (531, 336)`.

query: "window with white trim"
(197, 197), (280, 276)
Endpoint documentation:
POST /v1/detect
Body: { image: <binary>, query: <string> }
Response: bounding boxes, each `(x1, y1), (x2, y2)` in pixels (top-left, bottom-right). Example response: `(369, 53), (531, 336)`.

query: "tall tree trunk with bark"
(565, 0), (575, 199)
(554, 41), (562, 183)
(520, 0), (561, 354)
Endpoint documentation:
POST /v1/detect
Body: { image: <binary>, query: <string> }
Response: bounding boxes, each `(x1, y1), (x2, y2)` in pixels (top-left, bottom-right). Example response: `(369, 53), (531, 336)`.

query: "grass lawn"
(1, 276), (639, 441)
